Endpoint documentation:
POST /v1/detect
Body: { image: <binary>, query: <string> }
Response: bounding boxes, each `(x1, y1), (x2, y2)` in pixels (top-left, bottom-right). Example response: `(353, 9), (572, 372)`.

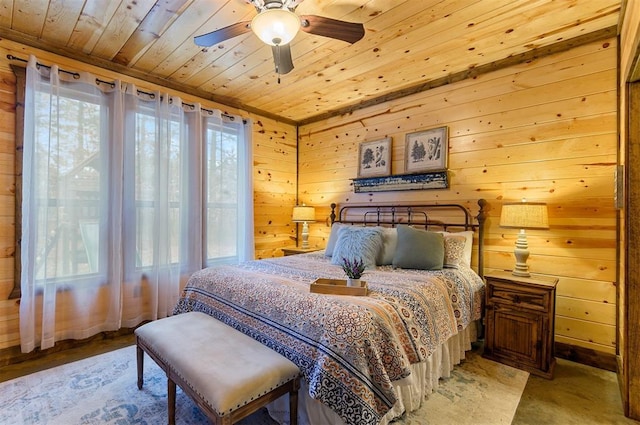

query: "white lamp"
(499, 200), (549, 277)
(251, 8), (301, 46)
(292, 204), (315, 249)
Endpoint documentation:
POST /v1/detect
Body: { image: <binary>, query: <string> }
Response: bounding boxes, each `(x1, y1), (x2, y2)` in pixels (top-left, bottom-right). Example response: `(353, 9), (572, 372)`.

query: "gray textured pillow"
(377, 226), (398, 265)
(392, 225), (444, 270)
(330, 226), (384, 270)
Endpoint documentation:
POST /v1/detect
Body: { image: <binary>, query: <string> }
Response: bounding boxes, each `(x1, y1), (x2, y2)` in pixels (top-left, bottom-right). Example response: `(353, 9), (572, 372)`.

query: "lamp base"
(300, 221), (310, 249)
(511, 269), (531, 278)
(512, 230), (531, 277)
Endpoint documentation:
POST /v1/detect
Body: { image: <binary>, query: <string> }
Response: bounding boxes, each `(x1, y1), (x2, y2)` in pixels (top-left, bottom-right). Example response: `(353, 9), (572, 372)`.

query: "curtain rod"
(6, 54), (247, 124)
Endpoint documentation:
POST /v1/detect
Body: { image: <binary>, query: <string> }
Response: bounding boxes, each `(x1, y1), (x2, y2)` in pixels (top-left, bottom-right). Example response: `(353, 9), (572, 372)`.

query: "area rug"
(0, 344), (528, 425)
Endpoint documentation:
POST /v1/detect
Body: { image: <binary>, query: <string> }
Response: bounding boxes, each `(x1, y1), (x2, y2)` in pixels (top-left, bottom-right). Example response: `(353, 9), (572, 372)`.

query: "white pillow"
(376, 227), (398, 265)
(330, 226), (384, 270)
(325, 222), (346, 257)
(439, 230), (474, 267)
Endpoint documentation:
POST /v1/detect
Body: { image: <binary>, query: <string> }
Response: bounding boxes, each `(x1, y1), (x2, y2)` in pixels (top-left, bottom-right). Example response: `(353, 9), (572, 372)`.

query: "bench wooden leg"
(137, 344), (144, 390)
(168, 378), (176, 425)
(290, 377), (300, 425)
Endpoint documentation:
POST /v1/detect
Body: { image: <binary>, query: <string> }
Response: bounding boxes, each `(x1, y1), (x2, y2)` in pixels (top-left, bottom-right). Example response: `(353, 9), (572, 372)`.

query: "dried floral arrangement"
(341, 257), (365, 279)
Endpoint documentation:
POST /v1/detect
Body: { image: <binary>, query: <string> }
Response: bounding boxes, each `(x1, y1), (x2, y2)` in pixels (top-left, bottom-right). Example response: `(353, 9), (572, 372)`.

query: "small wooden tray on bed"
(310, 278), (368, 296)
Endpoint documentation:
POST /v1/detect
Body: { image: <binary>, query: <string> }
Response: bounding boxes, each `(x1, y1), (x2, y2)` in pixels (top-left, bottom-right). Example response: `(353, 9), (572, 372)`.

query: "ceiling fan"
(194, 0), (365, 77)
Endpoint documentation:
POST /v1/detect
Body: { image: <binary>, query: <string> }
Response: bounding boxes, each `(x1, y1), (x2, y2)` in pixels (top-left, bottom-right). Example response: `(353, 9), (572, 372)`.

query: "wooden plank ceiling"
(0, 0), (621, 124)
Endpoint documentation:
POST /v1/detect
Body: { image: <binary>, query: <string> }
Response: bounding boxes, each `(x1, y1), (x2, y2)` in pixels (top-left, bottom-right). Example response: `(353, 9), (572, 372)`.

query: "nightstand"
(281, 247), (322, 256)
(483, 270), (558, 379)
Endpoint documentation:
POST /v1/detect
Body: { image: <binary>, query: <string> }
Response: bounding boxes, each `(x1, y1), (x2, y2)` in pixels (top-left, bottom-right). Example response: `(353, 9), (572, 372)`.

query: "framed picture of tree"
(405, 126), (448, 173)
(357, 137), (392, 177)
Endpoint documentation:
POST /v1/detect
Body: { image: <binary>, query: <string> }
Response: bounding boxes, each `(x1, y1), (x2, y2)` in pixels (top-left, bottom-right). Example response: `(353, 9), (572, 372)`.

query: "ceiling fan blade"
(272, 44), (294, 75)
(194, 21), (251, 47)
(300, 15), (365, 44)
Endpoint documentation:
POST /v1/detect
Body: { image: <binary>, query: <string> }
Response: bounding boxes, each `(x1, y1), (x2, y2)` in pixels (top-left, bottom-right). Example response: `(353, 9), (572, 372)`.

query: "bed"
(173, 200), (488, 425)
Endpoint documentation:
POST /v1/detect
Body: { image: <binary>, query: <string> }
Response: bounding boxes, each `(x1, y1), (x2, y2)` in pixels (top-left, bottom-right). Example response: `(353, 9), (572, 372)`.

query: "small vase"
(347, 278), (361, 287)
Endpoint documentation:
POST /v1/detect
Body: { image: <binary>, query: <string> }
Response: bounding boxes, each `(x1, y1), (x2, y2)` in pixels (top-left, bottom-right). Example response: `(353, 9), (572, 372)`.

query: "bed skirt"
(267, 321), (478, 425)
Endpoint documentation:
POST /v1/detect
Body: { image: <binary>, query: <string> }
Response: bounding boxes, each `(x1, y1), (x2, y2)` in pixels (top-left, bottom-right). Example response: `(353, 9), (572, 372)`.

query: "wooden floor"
(0, 335), (638, 424)
(513, 357), (638, 425)
(0, 333), (135, 383)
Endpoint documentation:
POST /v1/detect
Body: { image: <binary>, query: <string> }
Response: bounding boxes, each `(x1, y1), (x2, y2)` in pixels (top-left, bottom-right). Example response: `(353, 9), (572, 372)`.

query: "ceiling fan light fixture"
(251, 8), (300, 46)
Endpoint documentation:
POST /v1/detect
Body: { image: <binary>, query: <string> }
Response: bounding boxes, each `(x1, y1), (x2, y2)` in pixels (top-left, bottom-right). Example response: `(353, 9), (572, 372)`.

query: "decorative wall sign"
(352, 171), (448, 193)
(405, 126), (448, 173)
(357, 137), (392, 177)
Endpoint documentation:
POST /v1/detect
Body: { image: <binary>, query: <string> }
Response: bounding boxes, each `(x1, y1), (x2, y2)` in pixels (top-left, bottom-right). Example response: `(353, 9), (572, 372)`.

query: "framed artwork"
(405, 126), (448, 173)
(357, 137), (392, 178)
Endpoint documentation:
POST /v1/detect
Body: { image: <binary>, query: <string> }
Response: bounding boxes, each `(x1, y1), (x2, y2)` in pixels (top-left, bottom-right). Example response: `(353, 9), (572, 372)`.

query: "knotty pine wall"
(298, 38), (618, 358)
(619, 2), (640, 417)
(0, 39), (297, 351)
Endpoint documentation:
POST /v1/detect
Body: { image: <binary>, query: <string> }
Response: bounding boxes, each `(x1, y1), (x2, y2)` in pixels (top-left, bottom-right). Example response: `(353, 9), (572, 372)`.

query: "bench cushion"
(135, 311), (300, 417)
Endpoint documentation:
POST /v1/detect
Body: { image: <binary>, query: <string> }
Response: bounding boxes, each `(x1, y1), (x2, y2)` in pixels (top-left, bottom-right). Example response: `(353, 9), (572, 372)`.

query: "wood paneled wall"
(0, 39), (297, 351)
(619, 0), (640, 418)
(252, 119), (298, 259)
(298, 38), (618, 358)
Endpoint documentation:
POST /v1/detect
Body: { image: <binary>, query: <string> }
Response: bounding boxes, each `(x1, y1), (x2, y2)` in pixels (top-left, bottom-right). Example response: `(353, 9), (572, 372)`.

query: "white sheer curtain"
(202, 108), (254, 267)
(19, 56), (253, 352)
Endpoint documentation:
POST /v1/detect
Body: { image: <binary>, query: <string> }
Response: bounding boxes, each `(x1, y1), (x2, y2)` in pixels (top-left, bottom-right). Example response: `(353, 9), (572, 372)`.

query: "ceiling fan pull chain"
(275, 44), (282, 84)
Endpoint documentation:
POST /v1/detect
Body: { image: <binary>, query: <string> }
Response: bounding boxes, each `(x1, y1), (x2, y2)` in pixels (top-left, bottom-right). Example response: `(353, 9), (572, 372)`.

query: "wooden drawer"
(487, 283), (550, 312)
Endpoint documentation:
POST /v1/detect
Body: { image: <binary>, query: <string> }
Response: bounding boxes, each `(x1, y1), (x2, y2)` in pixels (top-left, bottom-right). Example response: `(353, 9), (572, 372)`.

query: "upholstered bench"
(135, 311), (300, 425)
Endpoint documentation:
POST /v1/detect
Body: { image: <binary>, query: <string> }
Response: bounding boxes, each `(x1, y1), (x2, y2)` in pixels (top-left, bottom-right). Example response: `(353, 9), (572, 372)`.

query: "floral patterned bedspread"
(173, 252), (484, 425)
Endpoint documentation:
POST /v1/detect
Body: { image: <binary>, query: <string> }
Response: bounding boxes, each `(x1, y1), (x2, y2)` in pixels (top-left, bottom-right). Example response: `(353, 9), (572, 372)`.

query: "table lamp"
(292, 204), (316, 249)
(499, 200), (549, 277)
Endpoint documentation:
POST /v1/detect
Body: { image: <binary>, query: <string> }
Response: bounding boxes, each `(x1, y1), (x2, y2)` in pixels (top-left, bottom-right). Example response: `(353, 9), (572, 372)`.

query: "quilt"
(173, 252), (484, 425)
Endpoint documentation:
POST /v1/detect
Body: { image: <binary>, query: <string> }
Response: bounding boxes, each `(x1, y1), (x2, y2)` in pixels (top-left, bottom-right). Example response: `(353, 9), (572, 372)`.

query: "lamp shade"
(251, 9), (301, 46)
(500, 202), (549, 230)
(292, 205), (315, 222)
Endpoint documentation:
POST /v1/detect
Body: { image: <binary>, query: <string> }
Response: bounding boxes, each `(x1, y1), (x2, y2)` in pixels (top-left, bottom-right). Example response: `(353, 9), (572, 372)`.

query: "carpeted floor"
(0, 344), (528, 425)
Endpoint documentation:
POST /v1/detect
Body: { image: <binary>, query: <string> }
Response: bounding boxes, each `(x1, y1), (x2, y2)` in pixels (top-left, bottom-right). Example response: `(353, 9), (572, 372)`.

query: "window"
(129, 105), (183, 270)
(205, 123), (241, 264)
(14, 62), (253, 298)
(30, 79), (106, 285)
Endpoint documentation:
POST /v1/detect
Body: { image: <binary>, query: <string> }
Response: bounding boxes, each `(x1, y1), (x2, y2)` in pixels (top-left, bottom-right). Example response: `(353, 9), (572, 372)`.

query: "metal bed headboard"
(329, 199), (488, 278)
